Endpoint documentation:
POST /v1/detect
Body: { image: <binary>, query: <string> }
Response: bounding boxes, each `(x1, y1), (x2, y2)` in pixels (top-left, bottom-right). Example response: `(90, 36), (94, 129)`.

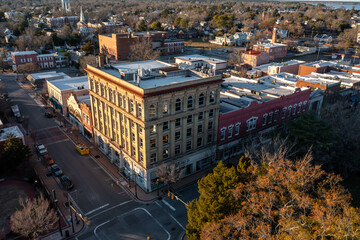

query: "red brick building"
(217, 76), (310, 160)
(242, 50), (270, 67)
(298, 61), (335, 76)
(79, 101), (93, 138)
(99, 31), (184, 60)
(11, 51), (56, 71)
(253, 43), (288, 60)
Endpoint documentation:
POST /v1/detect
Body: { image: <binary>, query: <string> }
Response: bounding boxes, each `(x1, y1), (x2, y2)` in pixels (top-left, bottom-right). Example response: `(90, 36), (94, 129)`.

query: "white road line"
(85, 203), (110, 216)
(161, 199), (176, 211)
(94, 208), (171, 240)
(93, 220), (110, 240)
(89, 200), (133, 219)
(155, 201), (186, 231)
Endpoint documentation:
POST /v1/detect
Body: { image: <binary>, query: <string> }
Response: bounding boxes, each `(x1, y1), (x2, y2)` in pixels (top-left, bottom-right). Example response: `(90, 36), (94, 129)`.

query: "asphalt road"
(1, 73), (199, 240)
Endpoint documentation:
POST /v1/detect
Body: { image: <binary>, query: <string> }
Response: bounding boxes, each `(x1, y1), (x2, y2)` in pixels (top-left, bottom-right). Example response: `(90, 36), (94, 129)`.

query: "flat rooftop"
(11, 51), (37, 56)
(301, 60), (335, 68)
(260, 72), (299, 86)
(48, 76), (89, 91)
(175, 54), (227, 64)
(29, 71), (70, 80)
(112, 60), (173, 74)
(253, 42), (287, 48)
(220, 75), (303, 113)
(254, 60), (305, 72)
(0, 126), (23, 142)
(77, 95), (91, 105)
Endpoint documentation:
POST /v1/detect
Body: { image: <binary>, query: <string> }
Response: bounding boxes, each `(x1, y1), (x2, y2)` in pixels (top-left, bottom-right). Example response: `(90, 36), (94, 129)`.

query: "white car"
(35, 144), (48, 155)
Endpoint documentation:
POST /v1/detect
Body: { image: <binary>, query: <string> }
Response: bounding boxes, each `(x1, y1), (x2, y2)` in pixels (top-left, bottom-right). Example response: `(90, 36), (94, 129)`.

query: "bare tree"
(79, 56), (97, 73)
(129, 38), (160, 61)
(11, 195), (58, 240)
(156, 162), (184, 192)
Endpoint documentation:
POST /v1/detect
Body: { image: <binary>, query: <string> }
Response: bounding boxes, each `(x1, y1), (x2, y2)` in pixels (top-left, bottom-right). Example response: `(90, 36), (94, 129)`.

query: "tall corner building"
(85, 60), (222, 192)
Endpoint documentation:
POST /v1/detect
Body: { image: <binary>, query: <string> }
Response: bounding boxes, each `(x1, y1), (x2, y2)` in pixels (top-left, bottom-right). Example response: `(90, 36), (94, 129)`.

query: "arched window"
(209, 91), (215, 103)
(187, 96), (193, 109)
(175, 99), (182, 112)
(199, 93), (205, 106)
(149, 105), (156, 118)
(123, 96), (127, 109)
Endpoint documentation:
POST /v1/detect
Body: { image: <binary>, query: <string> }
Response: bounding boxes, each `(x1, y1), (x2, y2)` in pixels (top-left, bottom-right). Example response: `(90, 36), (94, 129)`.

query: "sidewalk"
(63, 125), (211, 202)
(25, 133), (84, 240)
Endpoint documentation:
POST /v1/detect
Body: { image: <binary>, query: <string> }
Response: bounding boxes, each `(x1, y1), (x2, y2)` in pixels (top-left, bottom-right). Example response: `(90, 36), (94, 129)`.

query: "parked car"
(44, 112), (54, 118)
(35, 144), (48, 155)
(50, 164), (63, 177)
(59, 175), (73, 190)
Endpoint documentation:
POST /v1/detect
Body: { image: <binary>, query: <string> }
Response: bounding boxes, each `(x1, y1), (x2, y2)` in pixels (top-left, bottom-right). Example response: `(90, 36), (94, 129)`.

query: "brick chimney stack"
(272, 27), (278, 43)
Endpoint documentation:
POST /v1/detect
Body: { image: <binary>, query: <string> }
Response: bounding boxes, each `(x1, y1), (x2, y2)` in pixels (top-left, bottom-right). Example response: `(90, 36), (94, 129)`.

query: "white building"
(47, 76), (89, 116)
(174, 54), (227, 71)
(0, 126), (25, 145)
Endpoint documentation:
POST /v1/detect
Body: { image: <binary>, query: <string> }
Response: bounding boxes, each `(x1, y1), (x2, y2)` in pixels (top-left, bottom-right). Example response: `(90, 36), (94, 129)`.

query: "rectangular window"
(163, 104), (169, 114)
(175, 118), (181, 128)
(150, 124), (156, 134)
(268, 112), (273, 124)
(139, 152), (143, 163)
(209, 109), (214, 118)
(293, 104), (297, 115)
(187, 128), (192, 137)
(198, 112), (204, 121)
(208, 121), (213, 130)
(220, 128), (226, 140)
(175, 131), (181, 141)
(207, 133), (212, 143)
(150, 138), (156, 148)
(235, 123), (240, 135)
(163, 149), (169, 159)
(274, 110), (279, 122)
(282, 107), (287, 119)
(138, 104), (142, 117)
(139, 127), (143, 134)
(288, 106), (292, 117)
(163, 135), (169, 145)
(163, 121), (169, 131)
(197, 137), (202, 147)
(198, 124), (203, 133)
(246, 117), (258, 131)
(175, 144), (181, 155)
(187, 115), (193, 124)
(139, 138), (143, 147)
(228, 125), (233, 138)
(131, 133), (136, 142)
(186, 140), (192, 151)
(262, 114), (268, 126)
(150, 152), (157, 163)
(131, 146), (136, 156)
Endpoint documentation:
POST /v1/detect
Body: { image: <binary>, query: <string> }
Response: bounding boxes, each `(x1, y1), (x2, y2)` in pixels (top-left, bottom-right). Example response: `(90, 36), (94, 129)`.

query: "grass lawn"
(0, 185), (27, 233)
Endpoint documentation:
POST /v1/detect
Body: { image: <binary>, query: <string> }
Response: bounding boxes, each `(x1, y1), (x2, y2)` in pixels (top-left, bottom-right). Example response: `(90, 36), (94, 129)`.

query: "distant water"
(322, 4), (360, 10)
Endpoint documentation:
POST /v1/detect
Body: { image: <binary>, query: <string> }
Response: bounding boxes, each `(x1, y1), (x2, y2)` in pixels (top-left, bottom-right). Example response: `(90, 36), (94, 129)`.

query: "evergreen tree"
(1, 135), (31, 172)
(186, 160), (247, 240)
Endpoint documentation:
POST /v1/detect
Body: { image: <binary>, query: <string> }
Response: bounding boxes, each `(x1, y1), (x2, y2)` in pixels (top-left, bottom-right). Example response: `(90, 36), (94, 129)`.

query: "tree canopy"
(187, 153), (360, 240)
(0, 135), (31, 172)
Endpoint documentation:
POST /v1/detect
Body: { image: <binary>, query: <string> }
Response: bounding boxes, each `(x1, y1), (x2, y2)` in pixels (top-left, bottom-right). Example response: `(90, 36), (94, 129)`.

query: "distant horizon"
(273, 0), (359, 3)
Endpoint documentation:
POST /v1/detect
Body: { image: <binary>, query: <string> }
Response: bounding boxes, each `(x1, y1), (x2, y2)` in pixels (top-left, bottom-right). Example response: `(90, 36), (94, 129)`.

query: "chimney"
(272, 28), (277, 43)
(98, 55), (105, 67)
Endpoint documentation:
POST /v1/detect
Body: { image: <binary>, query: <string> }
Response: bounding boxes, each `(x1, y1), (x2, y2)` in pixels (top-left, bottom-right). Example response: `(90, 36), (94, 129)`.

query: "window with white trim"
(150, 152), (157, 163)
(150, 124), (156, 134)
(199, 93), (205, 106)
(175, 144), (181, 155)
(163, 103), (169, 114)
(220, 127), (226, 140)
(209, 91), (215, 103)
(187, 96), (193, 109)
(149, 104), (156, 118)
(163, 149), (169, 159)
(288, 106), (292, 117)
(293, 104), (297, 115)
(228, 125), (233, 138)
(246, 117), (258, 131)
(175, 99), (182, 112)
(137, 103), (142, 117)
(268, 112), (273, 124)
(298, 102), (302, 114)
(282, 107), (287, 119)
(235, 123), (240, 135)
(262, 113), (268, 126)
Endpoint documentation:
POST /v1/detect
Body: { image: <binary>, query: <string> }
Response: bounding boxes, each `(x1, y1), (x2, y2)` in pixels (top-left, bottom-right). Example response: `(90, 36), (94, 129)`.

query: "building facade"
(85, 61), (222, 192)
(253, 43), (288, 60)
(242, 50), (270, 67)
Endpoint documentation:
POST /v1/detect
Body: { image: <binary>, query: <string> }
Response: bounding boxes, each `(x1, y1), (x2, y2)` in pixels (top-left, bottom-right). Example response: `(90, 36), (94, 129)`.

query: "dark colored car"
(44, 112), (54, 118)
(59, 175), (73, 190)
(50, 164), (63, 177)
